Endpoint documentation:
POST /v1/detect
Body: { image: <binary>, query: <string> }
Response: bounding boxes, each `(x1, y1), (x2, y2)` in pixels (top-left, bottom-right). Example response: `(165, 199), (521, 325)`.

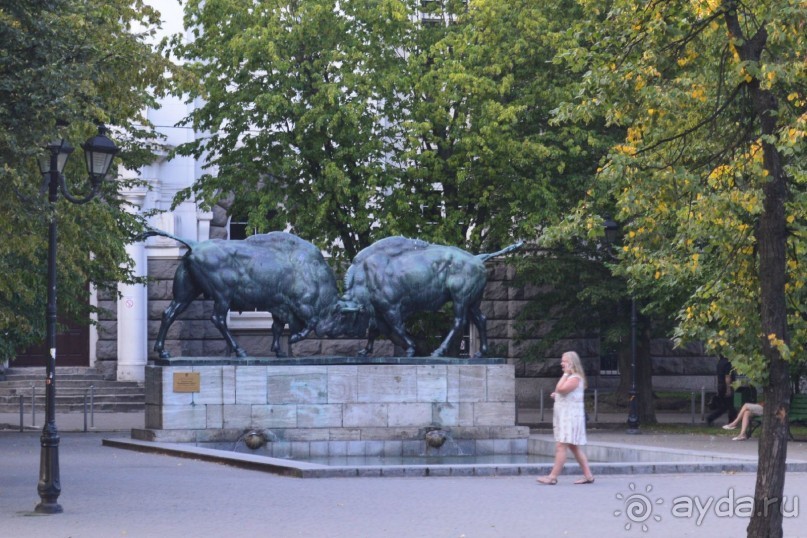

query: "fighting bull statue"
(320, 236), (523, 358)
(140, 229), (340, 358)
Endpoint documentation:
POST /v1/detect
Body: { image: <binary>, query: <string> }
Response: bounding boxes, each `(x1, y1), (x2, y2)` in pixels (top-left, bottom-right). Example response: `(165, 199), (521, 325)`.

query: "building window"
(599, 348), (619, 376)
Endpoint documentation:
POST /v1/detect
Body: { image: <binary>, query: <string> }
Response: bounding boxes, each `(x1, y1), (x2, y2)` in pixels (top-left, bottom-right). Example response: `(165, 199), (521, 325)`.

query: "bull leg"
(287, 303), (316, 345)
(357, 326), (380, 357)
(155, 263), (199, 359)
(271, 318), (286, 358)
(285, 317), (306, 357)
(209, 304), (247, 358)
(154, 299), (192, 359)
(381, 310), (418, 357)
(288, 325), (312, 344)
(432, 304), (468, 357)
(468, 304), (488, 357)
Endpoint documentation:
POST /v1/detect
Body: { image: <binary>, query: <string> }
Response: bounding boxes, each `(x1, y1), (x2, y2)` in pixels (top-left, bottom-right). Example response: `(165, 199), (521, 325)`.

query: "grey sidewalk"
(2, 431), (807, 538)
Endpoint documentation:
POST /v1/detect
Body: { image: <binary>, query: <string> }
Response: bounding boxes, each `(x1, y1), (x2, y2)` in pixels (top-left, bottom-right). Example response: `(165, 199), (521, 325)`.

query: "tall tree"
(552, 1), (806, 536)
(171, 0), (414, 261)
(0, 0), (185, 361)
(171, 0), (601, 252)
(170, 0), (616, 352)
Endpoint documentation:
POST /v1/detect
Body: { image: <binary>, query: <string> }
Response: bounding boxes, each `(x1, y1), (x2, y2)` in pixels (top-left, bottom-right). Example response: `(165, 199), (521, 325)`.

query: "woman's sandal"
(574, 476), (595, 485)
(536, 476), (558, 485)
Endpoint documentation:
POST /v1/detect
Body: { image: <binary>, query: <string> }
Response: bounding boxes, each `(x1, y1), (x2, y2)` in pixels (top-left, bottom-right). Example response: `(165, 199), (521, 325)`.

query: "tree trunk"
(721, 8), (792, 537)
(637, 321), (656, 425)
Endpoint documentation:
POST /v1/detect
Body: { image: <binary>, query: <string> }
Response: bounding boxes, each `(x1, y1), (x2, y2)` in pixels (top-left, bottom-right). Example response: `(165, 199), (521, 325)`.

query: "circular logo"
(614, 482), (663, 531)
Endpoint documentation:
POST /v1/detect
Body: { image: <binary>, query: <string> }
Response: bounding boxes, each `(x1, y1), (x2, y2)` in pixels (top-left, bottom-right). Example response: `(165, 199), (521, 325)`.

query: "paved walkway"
(2, 429), (806, 538)
(1, 410), (807, 536)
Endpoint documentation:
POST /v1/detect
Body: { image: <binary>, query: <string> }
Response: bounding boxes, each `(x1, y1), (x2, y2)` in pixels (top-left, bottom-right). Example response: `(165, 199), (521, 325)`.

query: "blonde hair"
(563, 351), (587, 388)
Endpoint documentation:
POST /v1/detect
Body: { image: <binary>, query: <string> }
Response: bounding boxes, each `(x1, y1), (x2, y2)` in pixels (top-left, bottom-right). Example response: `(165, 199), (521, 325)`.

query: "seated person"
(723, 402), (764, 440)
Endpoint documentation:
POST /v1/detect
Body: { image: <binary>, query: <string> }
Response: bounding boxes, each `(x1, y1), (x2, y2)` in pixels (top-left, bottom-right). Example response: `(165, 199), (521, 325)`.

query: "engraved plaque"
(173, 372), (201, 393)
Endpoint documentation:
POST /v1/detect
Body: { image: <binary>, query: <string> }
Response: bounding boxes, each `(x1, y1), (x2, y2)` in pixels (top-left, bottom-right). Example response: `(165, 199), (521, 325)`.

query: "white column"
(197, 209), (213, 242)
(117, 186), (149, 382)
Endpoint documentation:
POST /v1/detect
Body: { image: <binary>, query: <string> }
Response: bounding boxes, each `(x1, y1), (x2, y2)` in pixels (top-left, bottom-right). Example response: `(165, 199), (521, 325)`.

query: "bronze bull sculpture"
(140, 229), (340, 358)
(319, 236), (523, 357)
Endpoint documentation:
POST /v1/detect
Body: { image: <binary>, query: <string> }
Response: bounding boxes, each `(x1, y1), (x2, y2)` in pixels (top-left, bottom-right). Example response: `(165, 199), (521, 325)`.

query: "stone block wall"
(136, 359), (528, 458)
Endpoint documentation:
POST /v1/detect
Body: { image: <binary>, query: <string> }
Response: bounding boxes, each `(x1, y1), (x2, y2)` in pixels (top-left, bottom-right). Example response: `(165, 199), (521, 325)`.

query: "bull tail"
(136, 227), (197, 250)
(476, 241), (524, 262)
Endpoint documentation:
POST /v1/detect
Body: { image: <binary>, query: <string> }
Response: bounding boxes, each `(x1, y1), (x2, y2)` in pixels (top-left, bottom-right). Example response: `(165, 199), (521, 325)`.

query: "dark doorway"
(14, 319), (90, 368)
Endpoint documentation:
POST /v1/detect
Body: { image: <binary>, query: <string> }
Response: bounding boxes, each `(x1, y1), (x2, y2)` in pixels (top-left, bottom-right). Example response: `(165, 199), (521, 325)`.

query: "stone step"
(0, 367), (144, 413)
(0, 378), (143, 393)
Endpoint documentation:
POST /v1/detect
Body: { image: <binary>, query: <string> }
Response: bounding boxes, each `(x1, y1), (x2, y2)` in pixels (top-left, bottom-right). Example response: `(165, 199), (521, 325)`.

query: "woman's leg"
(736, 411), (752, 439)
(725, 405), (749, 428)
(550, 442), (567, 477)
(568, 444), (594, 481)
(538, 442), (567, 483)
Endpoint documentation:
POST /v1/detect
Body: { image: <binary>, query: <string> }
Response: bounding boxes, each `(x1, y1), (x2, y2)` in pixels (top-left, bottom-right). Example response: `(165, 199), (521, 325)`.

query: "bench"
(789, 393), (807, 440)
(746, 394), (807, 440)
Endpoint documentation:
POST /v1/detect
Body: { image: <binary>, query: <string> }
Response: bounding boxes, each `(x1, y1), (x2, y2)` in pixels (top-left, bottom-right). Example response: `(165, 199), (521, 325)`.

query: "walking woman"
(537, 351), (595, 485)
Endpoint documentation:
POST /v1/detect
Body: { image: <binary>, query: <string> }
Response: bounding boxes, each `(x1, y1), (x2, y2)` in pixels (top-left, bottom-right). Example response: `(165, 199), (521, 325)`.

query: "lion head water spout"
(233, 430), (275, 451)
(425, 428), (448, 449)
(422, 427), (466, 456)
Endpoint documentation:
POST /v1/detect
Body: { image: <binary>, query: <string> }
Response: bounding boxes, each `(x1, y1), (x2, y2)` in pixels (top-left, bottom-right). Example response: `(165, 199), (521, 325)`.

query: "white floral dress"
(552, 374), (587, 445)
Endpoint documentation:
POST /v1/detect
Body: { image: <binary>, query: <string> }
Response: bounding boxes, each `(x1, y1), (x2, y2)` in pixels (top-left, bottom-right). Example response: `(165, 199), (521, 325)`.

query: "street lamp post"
(603, 217), (640, 434)
(34, 125), (119, 514)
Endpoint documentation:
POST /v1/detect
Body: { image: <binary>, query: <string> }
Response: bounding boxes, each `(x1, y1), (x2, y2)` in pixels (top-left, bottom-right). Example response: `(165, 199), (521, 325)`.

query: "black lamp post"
(34, 125), (119, 514)
(603, 217), (640, 434)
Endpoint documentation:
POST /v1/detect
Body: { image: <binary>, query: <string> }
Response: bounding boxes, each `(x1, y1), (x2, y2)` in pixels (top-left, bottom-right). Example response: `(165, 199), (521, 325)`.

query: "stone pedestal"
(134, 357), (529, 458)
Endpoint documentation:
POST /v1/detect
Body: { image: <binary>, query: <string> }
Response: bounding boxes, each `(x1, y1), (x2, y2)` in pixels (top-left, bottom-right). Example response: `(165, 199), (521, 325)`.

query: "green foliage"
(170, 0), (611, 261)
(548, 0), (807, 384)
(167, 0), (620, 351)
(0, 0), (186, 360)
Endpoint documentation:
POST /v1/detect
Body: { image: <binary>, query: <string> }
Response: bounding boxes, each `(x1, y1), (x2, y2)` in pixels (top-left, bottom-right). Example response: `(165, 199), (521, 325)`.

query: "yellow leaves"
(626, 126), (643, 144)
(786, 92), (805, 107)
(690, 85), (707, 102)
(707, 164), (736, 188)
(654, 270), (662, 280)
(691, 252), (700, 269)
(690, 0), (721, 18)
(676, 49), (699, 68)
(766, 333), (791, 360)
(785, 126), (805, 145)
(614, 144), (637, 156)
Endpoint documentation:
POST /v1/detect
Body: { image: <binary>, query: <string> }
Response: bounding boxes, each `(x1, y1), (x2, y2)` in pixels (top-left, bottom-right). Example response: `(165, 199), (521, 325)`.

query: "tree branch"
(636, 83), (744, 155)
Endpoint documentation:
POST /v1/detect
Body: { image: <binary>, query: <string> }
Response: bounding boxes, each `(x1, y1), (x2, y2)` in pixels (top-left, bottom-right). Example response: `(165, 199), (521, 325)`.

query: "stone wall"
(136, 358), (528, 458)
